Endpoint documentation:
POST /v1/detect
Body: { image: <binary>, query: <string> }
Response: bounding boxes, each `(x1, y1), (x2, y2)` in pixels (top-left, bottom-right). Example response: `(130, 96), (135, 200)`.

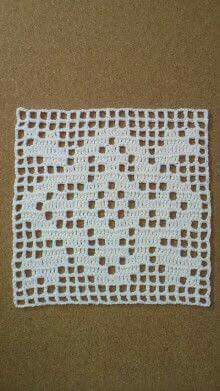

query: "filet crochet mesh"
(12, 107), (211, 307)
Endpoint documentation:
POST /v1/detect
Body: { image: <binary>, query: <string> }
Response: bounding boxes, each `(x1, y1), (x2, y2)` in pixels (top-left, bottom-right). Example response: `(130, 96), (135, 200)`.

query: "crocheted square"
(12, 107), (211, 307)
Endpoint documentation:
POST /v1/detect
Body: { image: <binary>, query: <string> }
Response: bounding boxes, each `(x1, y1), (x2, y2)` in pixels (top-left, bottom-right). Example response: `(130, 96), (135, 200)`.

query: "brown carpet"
(0, 1), (219, 390)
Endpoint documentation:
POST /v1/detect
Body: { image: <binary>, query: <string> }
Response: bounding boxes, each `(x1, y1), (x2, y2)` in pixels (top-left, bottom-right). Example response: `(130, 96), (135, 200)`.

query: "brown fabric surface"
(0, 1), (219, 390)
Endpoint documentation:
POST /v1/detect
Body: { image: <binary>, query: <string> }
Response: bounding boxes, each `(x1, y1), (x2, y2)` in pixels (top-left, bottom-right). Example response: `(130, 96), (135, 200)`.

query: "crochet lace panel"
(12, 107), (211, 307)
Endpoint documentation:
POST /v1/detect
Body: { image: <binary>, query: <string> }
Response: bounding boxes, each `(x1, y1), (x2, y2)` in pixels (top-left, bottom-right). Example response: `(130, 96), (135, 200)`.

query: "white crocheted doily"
(12, 107), (211, 307)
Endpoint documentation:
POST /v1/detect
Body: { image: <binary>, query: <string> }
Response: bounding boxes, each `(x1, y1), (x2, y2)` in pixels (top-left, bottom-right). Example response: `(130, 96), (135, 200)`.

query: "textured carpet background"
(0, 1), (219, 390)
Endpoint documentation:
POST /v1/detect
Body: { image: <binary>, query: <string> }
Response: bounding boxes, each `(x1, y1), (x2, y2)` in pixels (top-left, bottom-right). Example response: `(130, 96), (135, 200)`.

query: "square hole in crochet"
(12, 107), (211, 307)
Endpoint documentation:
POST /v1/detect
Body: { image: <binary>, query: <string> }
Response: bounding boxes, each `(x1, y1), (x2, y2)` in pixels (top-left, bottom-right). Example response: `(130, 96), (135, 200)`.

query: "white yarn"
(12, 107), (211, 307)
